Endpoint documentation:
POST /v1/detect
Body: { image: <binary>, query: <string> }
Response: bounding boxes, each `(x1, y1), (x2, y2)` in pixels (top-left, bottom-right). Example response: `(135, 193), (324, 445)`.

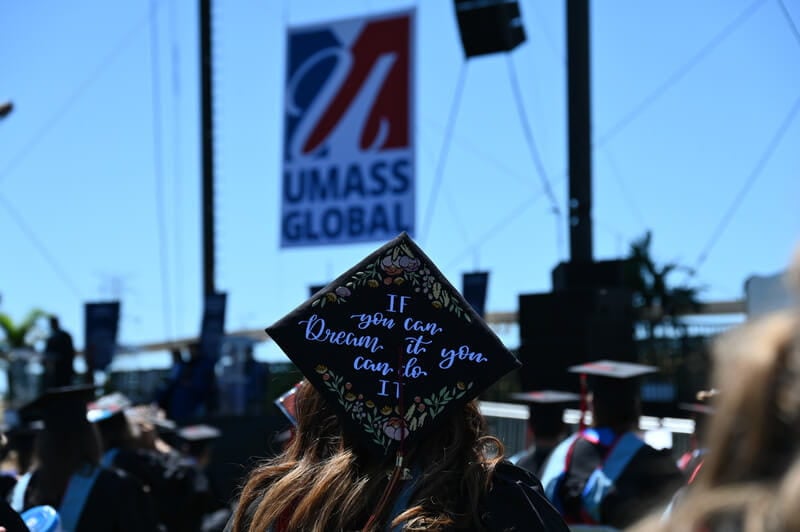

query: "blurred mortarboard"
(87, 393), (176, 431)
(678, 403), (715, 416)
(19, 385), (99, 431)
(509, 390), (581, 405)
(1, 409), (44, 435)
(86, 392), (132, 423)
(568, 360), (659, 380)
(265, 232), (521, 458)
(678, 388), (718, 417)
(125, 405), (177, 432)
(568, 360), (658, 428)
(569, 360), (658, 397)
(274, 381), (303, 427)
(177, 424), (221, 443)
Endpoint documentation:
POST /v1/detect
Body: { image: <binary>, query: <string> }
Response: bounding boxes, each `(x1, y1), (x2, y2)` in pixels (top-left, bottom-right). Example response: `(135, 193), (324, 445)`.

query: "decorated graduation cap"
(19, 385), (98, 431)
(266, 232), (521, 458)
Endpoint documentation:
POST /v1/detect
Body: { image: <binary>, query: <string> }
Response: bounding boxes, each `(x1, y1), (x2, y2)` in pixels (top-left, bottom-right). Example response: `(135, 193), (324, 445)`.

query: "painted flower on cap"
(383, 418), (409, 441)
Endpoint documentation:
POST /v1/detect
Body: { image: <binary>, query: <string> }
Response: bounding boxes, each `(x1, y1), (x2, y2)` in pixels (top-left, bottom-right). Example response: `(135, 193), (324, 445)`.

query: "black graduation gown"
(109, 447), (219, 532)
(0, 498), (29, 532)
(557, 437), (684, 529)
(514, 445), (556, 478)
(224, 461), (569, 532)
(23, 467), (160, 532)
(481, 461), (571, 532)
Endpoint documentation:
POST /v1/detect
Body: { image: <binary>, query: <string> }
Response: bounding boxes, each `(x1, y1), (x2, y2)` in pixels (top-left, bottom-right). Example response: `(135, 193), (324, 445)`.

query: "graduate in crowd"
(539, 360), (683, 529)
(8, 386), (160, 532)
(675, 391), (716, 483)
(631, 307), (800, 532)
(175, 424), (231, 532)
(42, 316), (76, 389)
(508, 390), (580, 477)
(88, 392), (212, 532)
(0, 433), (29, 532)
(226, 233), (569, 532)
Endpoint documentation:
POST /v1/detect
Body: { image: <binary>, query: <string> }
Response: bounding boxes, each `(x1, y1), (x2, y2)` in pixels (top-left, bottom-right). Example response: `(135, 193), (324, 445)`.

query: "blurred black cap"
(19, 385), (98, 431)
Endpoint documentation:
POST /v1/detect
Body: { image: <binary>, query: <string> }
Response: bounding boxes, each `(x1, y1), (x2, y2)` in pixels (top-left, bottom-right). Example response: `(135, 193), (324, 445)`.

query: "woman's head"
(286, 379), (497, 469)
(699, 310), (800, 487)
(233, 380), (502, 532)
(630, 308), (800, 532)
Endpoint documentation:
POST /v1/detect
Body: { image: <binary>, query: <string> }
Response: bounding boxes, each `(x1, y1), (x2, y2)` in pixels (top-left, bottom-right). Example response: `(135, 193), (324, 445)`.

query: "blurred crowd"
(0, 250), (798, 531)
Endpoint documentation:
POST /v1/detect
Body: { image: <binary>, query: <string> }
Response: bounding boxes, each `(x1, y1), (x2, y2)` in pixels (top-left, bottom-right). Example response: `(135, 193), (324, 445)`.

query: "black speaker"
(517, 288), (635, 392)
(454, 0), (526, 58)
(551, 259), (632, 292)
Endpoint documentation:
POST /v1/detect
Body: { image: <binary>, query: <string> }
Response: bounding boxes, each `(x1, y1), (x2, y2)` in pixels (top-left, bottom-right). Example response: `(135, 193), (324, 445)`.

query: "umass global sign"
(281, 10), (416, 247)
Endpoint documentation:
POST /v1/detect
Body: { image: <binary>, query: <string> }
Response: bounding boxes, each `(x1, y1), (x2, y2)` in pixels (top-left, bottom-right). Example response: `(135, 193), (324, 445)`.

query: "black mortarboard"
(177, 424), (221, 457)
(568, 360), (658, 428)
(509, 390), (581, 405)
(86, 392), (132, 423)
(569, 359), (658, 398)
(19, 385), (98, 431)
(266, 232), (521, 457)
(177, 424), (221, 442)
(679, 403), (715, 416)
(568, 360), (658, 381)
(509, 390), (580, 437)
(274, 381), (303, 427)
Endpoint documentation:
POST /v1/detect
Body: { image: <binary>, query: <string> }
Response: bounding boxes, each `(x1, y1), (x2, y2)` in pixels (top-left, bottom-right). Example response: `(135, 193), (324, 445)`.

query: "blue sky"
(1, 0), (799, 358)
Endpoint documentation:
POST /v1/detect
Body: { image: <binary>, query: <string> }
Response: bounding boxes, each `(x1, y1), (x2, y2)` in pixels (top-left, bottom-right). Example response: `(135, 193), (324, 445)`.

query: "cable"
(150, 0), (173, 341)
(421, 120), (533, 184)
(420, 62), (468, 244)
(0, 10), (156, 187)
(505, 54), (563, 254)
(0, 194), (83, 299)
(595, 0), (767, 148)
(523, 0), (565, 64)
(169, 0), (184, 336)
(692, 93), (800, 274)
(445, 173), (567, 269)
(600, 146), (648, 230)
(777, 0), (800, 48)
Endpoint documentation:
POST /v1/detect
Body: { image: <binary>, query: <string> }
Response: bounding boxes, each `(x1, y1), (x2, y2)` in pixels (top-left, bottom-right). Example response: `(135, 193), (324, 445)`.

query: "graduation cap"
(679, 403), (715, 416)
(177, 424), (221, 443)
(125, 405), (177, 432)
(177, 424), (221, 458)
(1, 409), (44, 436)
(86, 392), (132, 423)
(568, 360), (658, 429)
(266, 232), (521, 459)
(274, 381), (303, 427)
(509, 390), (580, 437)
(19, 385), (98, 431)
(509, 390), (581, 405)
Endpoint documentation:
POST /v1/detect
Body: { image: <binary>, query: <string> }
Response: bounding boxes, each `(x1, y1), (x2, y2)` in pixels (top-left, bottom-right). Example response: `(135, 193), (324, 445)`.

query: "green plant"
(625, 231), (703, 338)
(0, 308), (47, 352)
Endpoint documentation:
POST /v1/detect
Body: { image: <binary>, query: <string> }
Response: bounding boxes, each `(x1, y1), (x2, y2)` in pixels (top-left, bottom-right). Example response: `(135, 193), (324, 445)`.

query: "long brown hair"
(629, 309), (800, 531)
(231, 381), (504, 532)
